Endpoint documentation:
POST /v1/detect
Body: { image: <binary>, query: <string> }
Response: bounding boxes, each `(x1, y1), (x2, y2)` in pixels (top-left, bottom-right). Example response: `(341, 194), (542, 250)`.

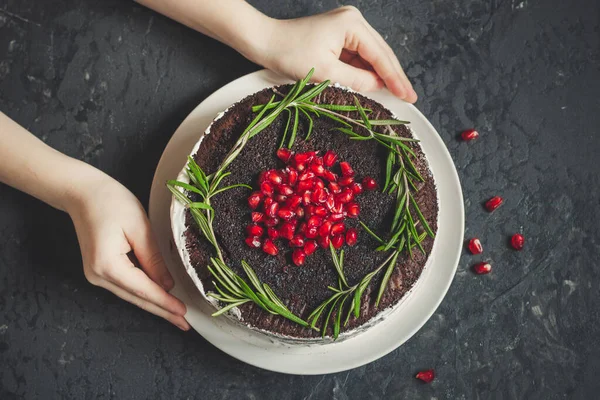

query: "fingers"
(123, 210), (174, 291)
(320, 60), (384, 92)
(98, 278), (190, 331)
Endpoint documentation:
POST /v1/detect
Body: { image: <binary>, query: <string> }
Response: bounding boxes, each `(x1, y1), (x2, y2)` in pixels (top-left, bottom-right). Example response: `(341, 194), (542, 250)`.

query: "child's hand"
(67, 173), (190, 331)
(259, 6), (418, 103)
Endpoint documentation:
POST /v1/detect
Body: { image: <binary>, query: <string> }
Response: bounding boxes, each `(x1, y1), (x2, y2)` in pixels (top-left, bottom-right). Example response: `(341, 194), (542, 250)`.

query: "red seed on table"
(248, 192), (263, 209)
(292, 249), (306, 266)
(350, 182), (363, 195)
(245, 236), (261, 248)
(511, 233), (525, 250)
(346, 228), (358, 246)
(304, 240), (318, 255)
(473, 262), (492, 275)
(468, 238), (483, 255)
(362, 176), (377, 190)
(279, 222), (295, 240)
(276, 148), (293, 163)
(262, 239), (279, 256)
(415, 369), (435, 383)
(290, 235), (305, 248)
(267, 227), (279, 240)
(302, 190), (312, 205)
(331, 222), (345, 236)
(323, 150), (338, 167)
(251, 212), (264, 223)
(346, 202), (360, 218)
(339, 161), (355, 177)
(485, 196), (503, 212)
(461, 129), (479, 141)
(331, 234), (344, 249)
(246, 224), (264, 237)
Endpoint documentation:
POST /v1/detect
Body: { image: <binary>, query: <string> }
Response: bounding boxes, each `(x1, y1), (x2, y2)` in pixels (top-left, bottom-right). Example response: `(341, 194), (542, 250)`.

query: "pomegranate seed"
(350, 182), (363, 195)
(305, 226), (318, 239)
(258, 170), (267, 183)
(318, 235), (330, 249)
(292, 249), (306, 266)
(304, 240), (318, 255)
(331, 222), (345, 236)
(295, 206), (305, 219)
(461, 129), (479, 141)
(310, 164), (326, 176)
(266, 170), (283, 185)
(267, 227), (279, 239)
(251, 212), (264, 223)
(313, 156), (324, 166)
(275, 194), (288, 203)
(245, 236), (261, 248)
(246, 224), (264, 237)
(299, 171), (315, 182)
(262, 239), (279, 256)
(338, 176), (354, 186)
(323, 150), (337, 167)
(261, 182), (274, 197)
(415, 369), (435, 383)
(266, 201), (279, 218)
(287, 195), (302, 209)
(264, 217), (279, 227)
(331, 234), (344, 249)
(346, 203), (360, 218)
(313, 178), (325, 190)
(314, 206), (328, 217)
(336, 188), (354, 203)
(362, 177), (377, 190)
(319, 221), (333, 237)
(332, 202), (344, 214)
(329, 213), (345, 222)
(346, 228), (358, 246)
(511, 233), (525, 250)
(294, 152), (311, 165)
(279, 222), (295, 240)
(276, 148), (292, 162)
(286, 168), (298, 186)
(290, 235), (305, 248)
(485, 196), (503, 212)
(468, 238), (483, 255)
(307, 216), (323, 228)
(312, 187), (327, 203)
(325, 194), (336, 210)
(473, 262), (492, 275)
(302, 191), (312, 205)
(339, 161), (355, 177)
(296, 163), (306, 172)
(278, 185), (294, 196)
(248, 192), (263, 209)
(297, 180), (314, 192)
(328, 182), (342, 194)
(323, 170), (338, 182)
(277, 208), (295, 220)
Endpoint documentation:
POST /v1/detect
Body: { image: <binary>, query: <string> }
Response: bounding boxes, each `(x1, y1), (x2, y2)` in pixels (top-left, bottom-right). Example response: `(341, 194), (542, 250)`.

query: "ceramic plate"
(148, 69), (464, 375)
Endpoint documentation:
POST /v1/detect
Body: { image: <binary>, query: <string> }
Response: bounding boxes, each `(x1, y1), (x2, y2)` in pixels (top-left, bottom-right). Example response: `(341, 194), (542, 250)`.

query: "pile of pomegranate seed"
(246, 149), (375, 266)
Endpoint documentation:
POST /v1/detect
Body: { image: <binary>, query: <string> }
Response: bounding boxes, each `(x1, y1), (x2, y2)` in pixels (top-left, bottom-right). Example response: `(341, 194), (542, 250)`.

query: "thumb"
(321, 61), (383, 93)
(124, 212), (174, 291)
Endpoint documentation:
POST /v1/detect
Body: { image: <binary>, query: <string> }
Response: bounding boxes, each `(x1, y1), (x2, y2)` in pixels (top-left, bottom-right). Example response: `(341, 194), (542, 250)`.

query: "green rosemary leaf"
(207, 261), (244, 298)
(344, 292), (355, 326)
(279, 108), (292, 149)
(298, 107), (314, 140)
(359, 220), (385, 244)
(368, 119), (410, 126)
(375, 251), (400, 306)
(320, 111), (353, 128)
(401, 149), (424, 181)
(263, 284), (287, 309)
(241, 261), (267, 297)
(212, 283), (242, 302)
(390, 194), (408, 233)
(384, 220), (407, 251)
(308, 293), (341, 327)
(211, 299), (250, 316)
(187, 156), (209, 192)
(405, 229), (413, 259)
(295, 80), (330, 103)
(352, 287), (362, 318)
(288, 106), (299, 148)
(235, 276), (271, 312)
(209, 171), (231, 192)
(167, 180), (203, 196)
(353, 96), (371, 130)
(329, 243), (348, 287)
(334, 294), (349, 339)
(257, 293), (311, 328)
(211, 183), (252, 197)
(317, 104), (371, 112)
(322, 296), (342, 338)
(410, 193), (435, 238)
(383, 151), (395, 192)
(187, 202), (214, 211)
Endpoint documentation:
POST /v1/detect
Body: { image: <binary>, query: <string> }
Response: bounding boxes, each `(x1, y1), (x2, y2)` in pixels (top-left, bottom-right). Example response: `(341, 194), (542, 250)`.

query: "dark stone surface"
(0, 0), (598, 398)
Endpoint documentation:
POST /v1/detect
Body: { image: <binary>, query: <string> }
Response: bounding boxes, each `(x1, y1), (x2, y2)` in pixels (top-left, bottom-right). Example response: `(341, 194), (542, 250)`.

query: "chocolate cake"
(172, 82), (438, 341)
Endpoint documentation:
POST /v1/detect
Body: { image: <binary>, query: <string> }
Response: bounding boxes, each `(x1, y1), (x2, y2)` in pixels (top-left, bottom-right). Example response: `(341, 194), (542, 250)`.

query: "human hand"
(258, 6), (418, 103)
(66, 171), (190, 331)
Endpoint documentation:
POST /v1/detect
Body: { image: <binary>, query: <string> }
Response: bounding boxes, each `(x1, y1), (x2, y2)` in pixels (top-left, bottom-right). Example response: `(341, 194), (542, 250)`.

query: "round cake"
(169, 73), (438, 342)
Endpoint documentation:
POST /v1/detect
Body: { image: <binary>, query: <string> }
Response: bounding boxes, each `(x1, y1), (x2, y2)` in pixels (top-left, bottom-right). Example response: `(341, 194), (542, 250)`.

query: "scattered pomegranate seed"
(331, 234), (344, 249)
(485, 196), (503, 212)
(262, 239), (278, 256)
(331, 222), (345, 236)
(362, 177), (377, 190)
(461, 129), (479, 141)
(267, 227), (279, 239)
(415, 369), (435, 383)
(350, 182), (363, 195)
(346, 203), (360, 218)
(346, 228), (358, 246)
(511, 233), (525, 250)
(246, 224), (264, 237)
(338, 176), (354, 186)
(304, 240), (318, 255)
(251, 212), (264, 223)
(473, 262), (492, 275)
(248, 192), (262, 209)
(245, 236), (261, 248)
(339, 161), (355, 177)
(323, 150), (337, 167)
(468, 238), (483, 255)
(276, 148), (293, 163)
(292, 249), (306, 266)
(290, 235), (305, 248)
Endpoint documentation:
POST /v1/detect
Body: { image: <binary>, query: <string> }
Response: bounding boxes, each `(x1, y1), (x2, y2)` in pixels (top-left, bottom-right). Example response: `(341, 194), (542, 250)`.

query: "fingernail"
(162, 276), (174, 291)
(177, 322), (190, 331)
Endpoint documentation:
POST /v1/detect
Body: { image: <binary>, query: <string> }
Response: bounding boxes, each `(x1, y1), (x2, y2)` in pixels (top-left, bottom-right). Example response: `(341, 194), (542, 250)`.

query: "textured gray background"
(1, 0), (599, 398)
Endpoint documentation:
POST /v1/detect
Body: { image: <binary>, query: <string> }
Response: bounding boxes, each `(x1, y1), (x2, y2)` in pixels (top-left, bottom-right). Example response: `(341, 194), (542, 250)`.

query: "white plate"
(148, 69), (464, 375)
